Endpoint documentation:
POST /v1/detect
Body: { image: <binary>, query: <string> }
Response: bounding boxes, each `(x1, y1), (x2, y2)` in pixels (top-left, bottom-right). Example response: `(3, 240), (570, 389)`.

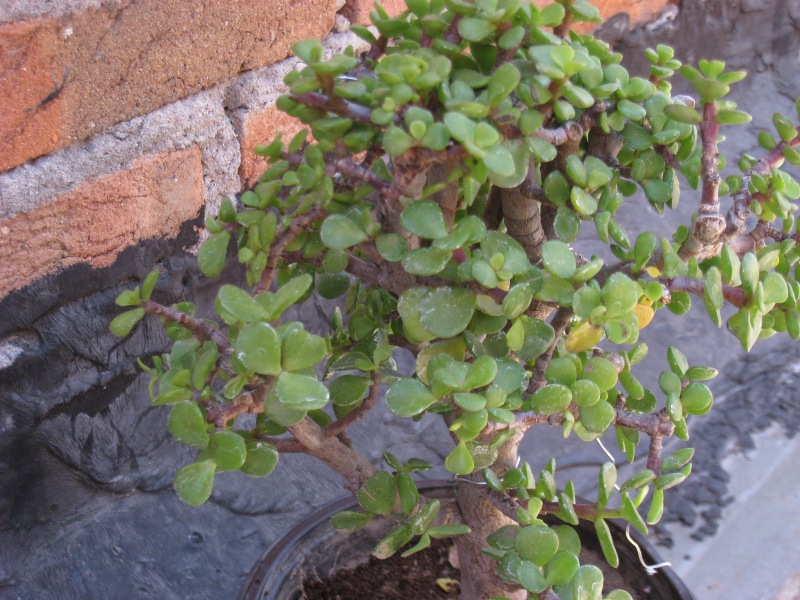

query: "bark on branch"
(679, 102), (726, 261)
(664, 276), (747, 308)
(290, 92), (384, 125)
(513, 403), (674, 438)
(289, 417), (378, 489)
(143, 301), (231, 353)
(258, 207), (329, 292)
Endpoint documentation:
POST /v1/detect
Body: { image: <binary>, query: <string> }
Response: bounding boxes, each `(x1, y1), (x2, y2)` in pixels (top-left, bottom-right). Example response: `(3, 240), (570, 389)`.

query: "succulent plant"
(112, 0), (800, 597)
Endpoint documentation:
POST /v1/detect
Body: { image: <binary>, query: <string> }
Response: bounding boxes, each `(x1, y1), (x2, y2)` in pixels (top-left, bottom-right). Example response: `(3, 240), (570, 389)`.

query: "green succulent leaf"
(358, 471), (397, 515)
(542, 240), (577, 279)
(401, 200), (448, 239)
(240, 442), (279, 477)
(419, 287), (477, 337)
(282, 328), (327, 371)
(546, 551), (580, 587)
(445, 441), (475, 475)
(235, 322), (281, 376)
(594, 519), (619, 568)
(515, 525), (559, 567)
(218, 285), (267, 321)
(167, 402), (208, 449)
(198, 232), (231, 278)
(275, 372), (330, 410)
(208, 430), (247, 471)
(174, 460), (216, 506)
(321, 214), (369, 249)
(663, 103), (703, 125)
(110, 308), (146, 337)
(374, 525), (414, 559)
(458, 17), (495, 42)
(386, 378), (437, 417)
(330, 374), (371, 407)
(517, 560), (548, 593)
(531, 384), (573, 415)
(332, 510), (374, 531)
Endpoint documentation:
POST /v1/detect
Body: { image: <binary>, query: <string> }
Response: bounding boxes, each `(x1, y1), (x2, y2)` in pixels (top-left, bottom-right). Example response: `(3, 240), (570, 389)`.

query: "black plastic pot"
(239, 480), (694, 600)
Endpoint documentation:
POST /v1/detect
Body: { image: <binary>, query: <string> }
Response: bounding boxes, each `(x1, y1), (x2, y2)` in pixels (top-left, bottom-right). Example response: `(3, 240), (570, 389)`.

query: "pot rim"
(238, 479), (694, 600)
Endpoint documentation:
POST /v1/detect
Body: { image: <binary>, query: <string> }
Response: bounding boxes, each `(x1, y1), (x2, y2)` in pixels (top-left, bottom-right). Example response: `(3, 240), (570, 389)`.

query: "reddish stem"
(257, 207), (328, 292)
(700, 102), (721, 211)
(143, 301), (231, 353)
(666, 276), (747, 308)
(290, 92), (386, 125)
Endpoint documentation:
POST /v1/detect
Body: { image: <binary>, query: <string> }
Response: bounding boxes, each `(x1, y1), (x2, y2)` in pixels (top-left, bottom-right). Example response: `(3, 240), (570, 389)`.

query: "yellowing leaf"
(565, 321), (604, 353)
(633, 303), (655, 329)
(645, 266), (662, 277)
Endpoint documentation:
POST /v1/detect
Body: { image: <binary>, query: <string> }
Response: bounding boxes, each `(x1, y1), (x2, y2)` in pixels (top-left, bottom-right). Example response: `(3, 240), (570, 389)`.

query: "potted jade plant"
(111, 0), (800, 597)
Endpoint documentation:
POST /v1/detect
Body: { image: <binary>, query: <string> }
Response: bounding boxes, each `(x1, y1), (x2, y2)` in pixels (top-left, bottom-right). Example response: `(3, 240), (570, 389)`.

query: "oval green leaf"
(531, 384), (572, 415)
(419, 287), (477, 338)
(167, 401), (208, 449)
(386, 378), (437, 417)
(208, 430), (247, 471)
(320, 214), (368, 249)
(282, 328), (327, 371)
(275, 372), (330, 410)
(240, 442), (279, 477)
(235, 322), (281, 376)
(174, 460), (216, 506)
(357, 471), (397, 515)
(515, 525), (559, 567)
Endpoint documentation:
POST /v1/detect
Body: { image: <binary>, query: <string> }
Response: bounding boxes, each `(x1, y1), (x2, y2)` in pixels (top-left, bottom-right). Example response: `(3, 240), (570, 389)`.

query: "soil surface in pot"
(298, 536), (655, 600)
(300, 538), (459, 599)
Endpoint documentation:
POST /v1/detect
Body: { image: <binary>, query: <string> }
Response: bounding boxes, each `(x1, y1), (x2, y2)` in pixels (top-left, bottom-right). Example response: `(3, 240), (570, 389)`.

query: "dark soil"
(297, 520), (687, 600)
(300, 538), (460, 599)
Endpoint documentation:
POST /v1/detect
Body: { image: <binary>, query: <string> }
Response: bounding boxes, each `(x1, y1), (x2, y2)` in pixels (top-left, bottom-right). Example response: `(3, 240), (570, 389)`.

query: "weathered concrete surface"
(666, 426), (800, 599)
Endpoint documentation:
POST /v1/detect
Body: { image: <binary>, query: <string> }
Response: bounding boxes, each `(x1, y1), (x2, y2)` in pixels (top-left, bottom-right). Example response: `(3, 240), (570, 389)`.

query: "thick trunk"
(501, 186), (546, 262)
(454, 431), (527, 600)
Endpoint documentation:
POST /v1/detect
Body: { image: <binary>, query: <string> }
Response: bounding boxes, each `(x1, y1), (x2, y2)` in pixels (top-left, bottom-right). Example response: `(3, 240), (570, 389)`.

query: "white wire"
(595, 439), (672, 575)
(453, 476), (487, 485)
(625, 523), (673, 575)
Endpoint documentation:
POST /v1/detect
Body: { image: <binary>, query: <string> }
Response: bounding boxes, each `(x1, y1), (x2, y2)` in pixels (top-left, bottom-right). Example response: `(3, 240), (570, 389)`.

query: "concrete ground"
(663, 427), (800, 600)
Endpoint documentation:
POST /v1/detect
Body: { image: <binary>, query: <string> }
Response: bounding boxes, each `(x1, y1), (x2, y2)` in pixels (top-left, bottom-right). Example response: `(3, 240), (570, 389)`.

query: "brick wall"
(0, 0), (670, 304)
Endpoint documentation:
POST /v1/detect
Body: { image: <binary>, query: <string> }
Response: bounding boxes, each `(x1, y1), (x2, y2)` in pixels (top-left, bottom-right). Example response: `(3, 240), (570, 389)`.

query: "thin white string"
(453, 475), (486, 485)
(595, 439), (671, 575)
(625, 523), (673, 575)
(595, 438), (620, 491)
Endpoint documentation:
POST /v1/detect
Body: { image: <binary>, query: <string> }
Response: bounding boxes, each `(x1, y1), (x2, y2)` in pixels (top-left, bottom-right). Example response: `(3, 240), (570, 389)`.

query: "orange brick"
(0, 147), (204, 299)
(0, 0), (336, 173)
(341, 0), (669, 28)
(585, 0), (670, 26)
(0, 18), (65, 173)
(238, 106), (311, 188)
(340, 0), (407, 26)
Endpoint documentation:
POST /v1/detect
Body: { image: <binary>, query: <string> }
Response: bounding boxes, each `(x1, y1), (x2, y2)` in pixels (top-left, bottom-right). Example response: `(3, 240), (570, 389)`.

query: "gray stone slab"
(663, 429), (800, 600)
